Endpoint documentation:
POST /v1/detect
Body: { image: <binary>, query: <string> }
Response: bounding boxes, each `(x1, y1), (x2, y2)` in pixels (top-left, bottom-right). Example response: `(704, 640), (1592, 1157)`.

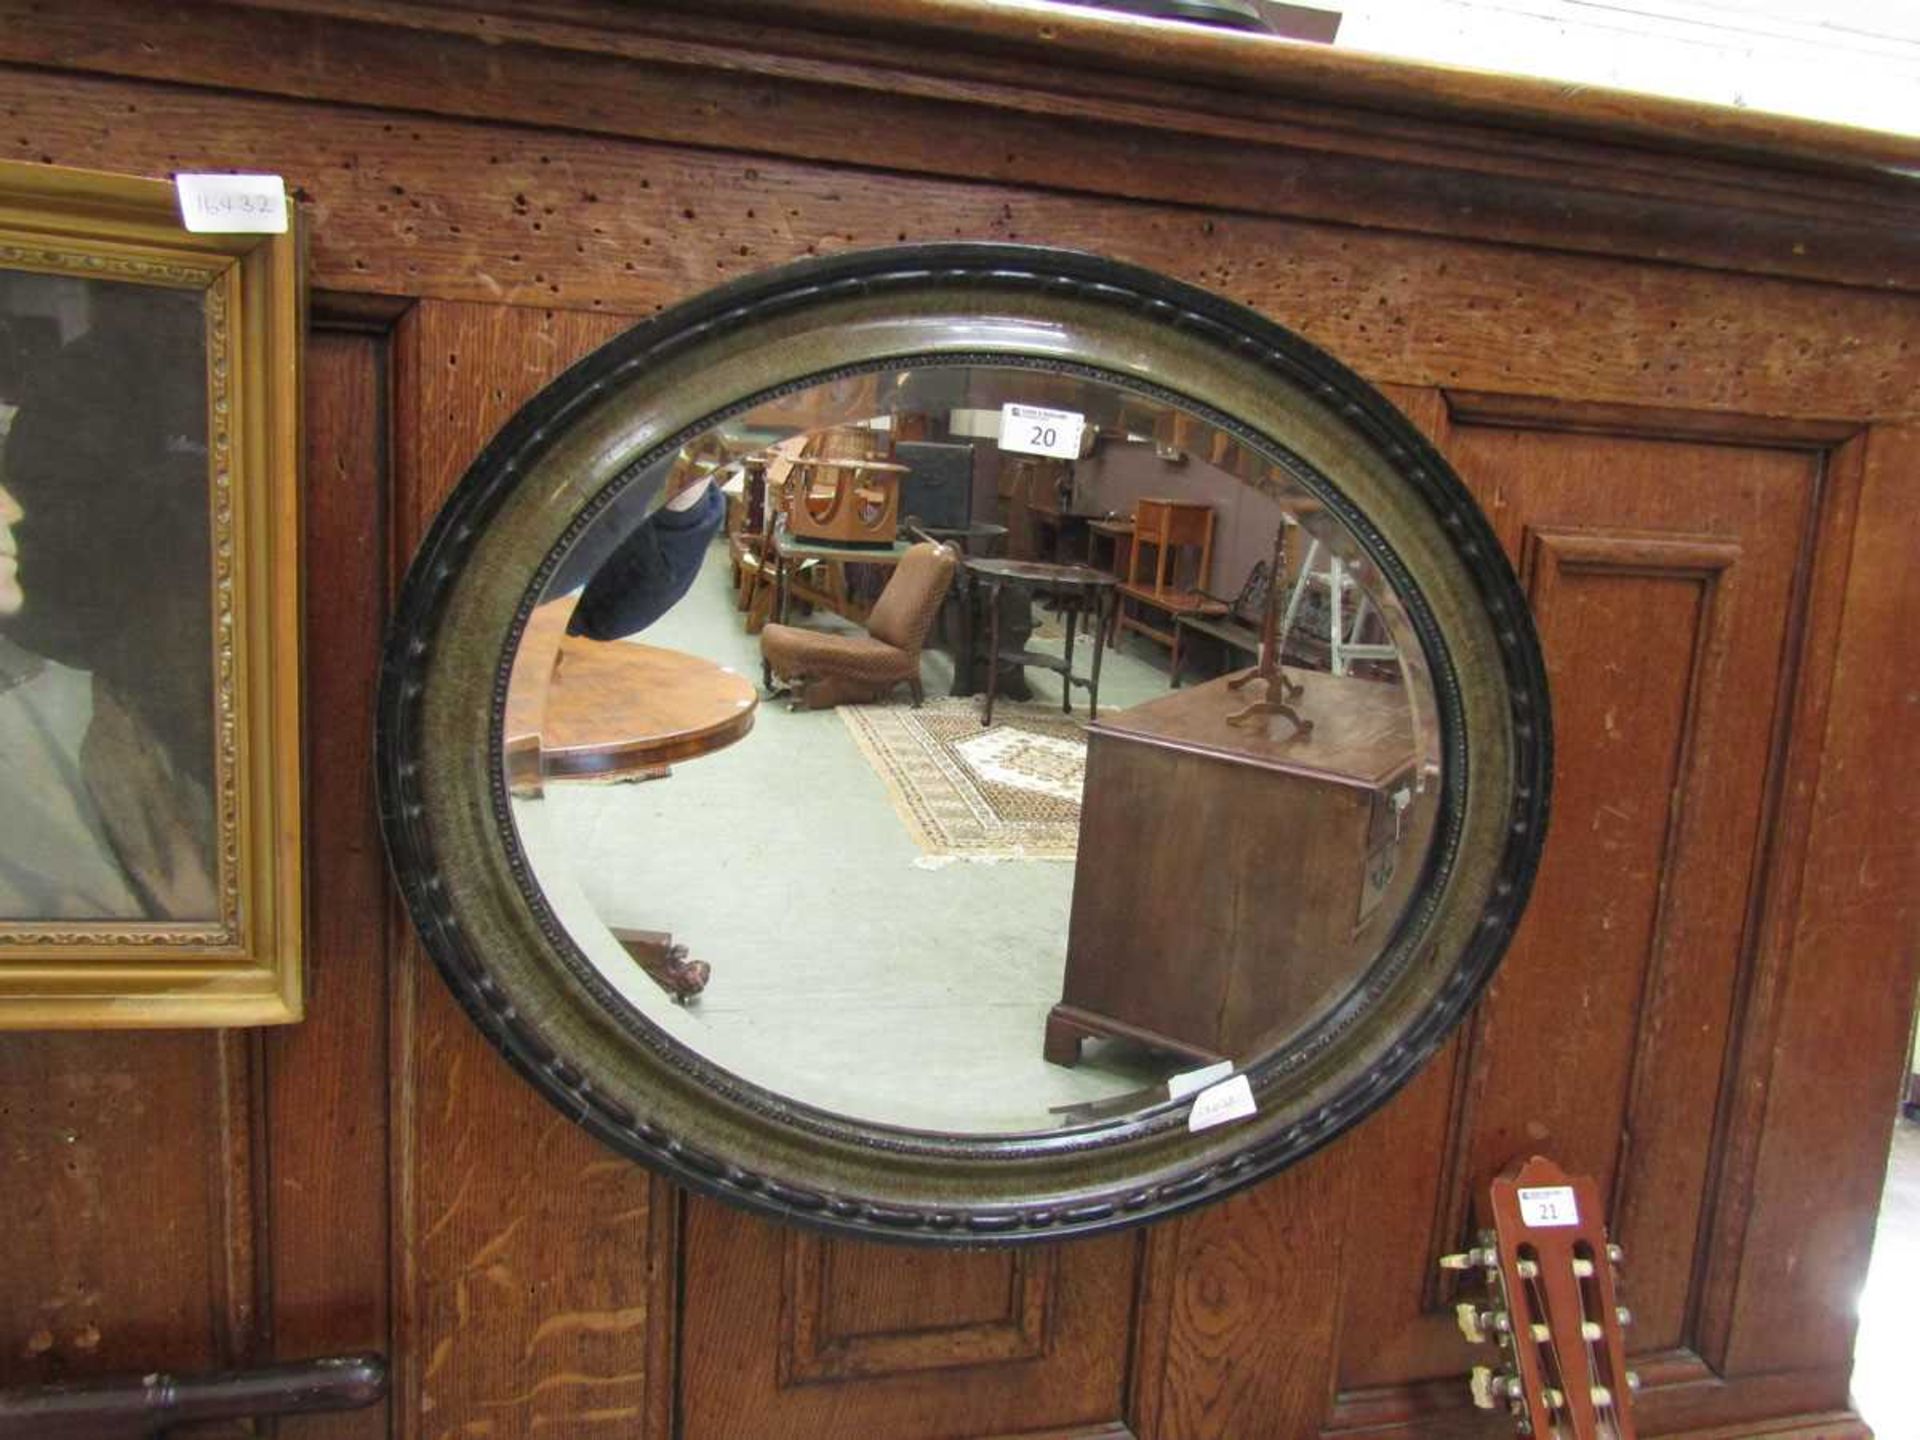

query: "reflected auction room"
(1, 2), (1916, 1438)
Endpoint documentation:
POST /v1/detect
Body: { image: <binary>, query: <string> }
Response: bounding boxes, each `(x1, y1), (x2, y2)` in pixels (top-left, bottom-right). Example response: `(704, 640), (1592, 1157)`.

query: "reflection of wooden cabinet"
(1047, 668), (1423, 1066)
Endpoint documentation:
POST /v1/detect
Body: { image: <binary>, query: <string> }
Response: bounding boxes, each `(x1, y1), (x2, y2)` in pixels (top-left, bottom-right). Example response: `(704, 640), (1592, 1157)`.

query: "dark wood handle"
(0, 1352), (386, 1438)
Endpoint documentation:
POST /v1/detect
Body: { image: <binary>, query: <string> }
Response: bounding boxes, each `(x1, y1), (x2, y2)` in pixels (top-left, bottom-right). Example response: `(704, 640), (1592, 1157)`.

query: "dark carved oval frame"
(377, 244), (1552, 1245)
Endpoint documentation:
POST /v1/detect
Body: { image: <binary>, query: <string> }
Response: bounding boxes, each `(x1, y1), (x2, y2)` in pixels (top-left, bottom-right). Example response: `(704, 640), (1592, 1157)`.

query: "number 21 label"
(1517, 1184), (1580, 1228)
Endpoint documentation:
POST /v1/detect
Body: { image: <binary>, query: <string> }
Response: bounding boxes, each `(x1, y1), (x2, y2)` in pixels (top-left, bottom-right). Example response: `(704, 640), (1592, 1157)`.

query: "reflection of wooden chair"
(1170, 558), (1270, 687)
(759, 541), (958, 708)
(1114, 498), (1224, 673)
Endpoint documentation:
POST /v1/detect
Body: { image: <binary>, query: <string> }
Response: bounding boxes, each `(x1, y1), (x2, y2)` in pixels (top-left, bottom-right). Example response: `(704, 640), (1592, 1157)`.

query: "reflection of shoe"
(611, 927), (712, 1003)
(664, 951), (711, 1006)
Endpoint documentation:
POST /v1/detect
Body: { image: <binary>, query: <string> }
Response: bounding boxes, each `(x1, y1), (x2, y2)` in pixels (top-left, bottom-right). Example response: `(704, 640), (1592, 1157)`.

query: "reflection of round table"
(964, 557), (1118, 727)
(505, 598), (758, 782)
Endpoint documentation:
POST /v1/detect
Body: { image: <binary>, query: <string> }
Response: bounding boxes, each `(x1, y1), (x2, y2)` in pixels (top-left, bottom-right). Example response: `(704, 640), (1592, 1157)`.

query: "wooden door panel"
(1334, 405), (1826, 1414)
(781, 1236), (1057, 1382)
(682, 1200), (1135, 1440)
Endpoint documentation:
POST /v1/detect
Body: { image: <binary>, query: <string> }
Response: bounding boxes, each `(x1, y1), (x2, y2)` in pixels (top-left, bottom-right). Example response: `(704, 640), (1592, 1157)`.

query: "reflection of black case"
(896, 441), (974, 530)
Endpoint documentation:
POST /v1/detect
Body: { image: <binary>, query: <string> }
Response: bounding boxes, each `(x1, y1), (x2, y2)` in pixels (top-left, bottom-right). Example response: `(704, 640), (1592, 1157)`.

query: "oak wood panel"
(682, 1203), (1135, 1440)
(0, 1033), (257, 1407)
(1331, 414), (1834, 1433)
(1713, 422), (1920, 1378)
(1131, 1149), (1349, 1440)
(260, 327), (394, 1440)
(1, 69), (1917, 426)
(0, 0), (1913, 293)
(388, 298), (678, 1440)
(780, 1237), (1056, 1383)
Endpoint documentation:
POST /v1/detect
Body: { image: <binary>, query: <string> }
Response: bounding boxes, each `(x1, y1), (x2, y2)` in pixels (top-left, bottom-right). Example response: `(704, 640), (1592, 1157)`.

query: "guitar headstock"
(1439, 1156), (1638, 1438)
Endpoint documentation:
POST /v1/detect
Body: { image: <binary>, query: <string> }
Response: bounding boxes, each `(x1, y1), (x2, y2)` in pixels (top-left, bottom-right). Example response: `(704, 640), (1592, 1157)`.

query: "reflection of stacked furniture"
(1046, 666), (1422, 1067)
(1113, 498), (1225, 671)
(1084, 516), (1134, 577)
(895, 440), (975, 531)
(759, 541), (958, 708)
(997, 455), (1075, 560)
(784, 427), (908, 545)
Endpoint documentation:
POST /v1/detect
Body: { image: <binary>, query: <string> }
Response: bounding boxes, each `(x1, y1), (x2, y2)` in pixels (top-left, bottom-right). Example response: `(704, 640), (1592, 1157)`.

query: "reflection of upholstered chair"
(759, 541), (958, 708)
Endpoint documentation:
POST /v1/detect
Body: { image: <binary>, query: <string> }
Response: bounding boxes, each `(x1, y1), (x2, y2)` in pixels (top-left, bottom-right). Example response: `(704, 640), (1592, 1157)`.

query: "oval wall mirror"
(378, 245), (1551, 1244)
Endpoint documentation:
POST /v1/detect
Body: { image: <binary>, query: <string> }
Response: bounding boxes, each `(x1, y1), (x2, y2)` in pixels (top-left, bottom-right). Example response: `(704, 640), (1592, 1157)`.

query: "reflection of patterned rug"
(839, 699), (1086, 860)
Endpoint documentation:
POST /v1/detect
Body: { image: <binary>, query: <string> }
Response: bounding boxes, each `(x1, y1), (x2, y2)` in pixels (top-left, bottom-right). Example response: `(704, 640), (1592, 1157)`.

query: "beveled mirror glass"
(380, 246), (1550, 1242)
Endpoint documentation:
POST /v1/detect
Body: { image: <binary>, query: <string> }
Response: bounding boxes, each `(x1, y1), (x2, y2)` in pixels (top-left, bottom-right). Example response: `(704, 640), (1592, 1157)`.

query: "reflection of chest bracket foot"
(611, 926), (711, 1004)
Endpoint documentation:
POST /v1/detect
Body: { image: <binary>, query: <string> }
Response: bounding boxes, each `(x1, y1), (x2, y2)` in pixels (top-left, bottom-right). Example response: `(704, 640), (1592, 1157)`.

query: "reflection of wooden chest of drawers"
(1047, 667), (1425, 1067)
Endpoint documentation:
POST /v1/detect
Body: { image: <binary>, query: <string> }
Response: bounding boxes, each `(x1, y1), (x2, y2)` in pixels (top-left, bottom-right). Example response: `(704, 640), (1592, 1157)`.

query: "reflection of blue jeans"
(566, 483), (725, 640)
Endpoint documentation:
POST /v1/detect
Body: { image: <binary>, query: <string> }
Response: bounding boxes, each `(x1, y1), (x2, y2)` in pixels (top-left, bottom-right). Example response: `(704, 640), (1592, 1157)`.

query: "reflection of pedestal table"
(504, 597), (759, 1000)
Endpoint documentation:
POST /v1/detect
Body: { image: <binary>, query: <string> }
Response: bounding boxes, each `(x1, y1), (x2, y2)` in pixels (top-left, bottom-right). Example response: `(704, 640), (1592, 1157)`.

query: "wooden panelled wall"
(2, 3), (1917, 1437)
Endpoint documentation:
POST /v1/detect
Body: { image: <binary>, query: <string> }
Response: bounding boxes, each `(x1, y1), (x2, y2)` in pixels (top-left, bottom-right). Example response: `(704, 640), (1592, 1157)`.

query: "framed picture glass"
(0, 160), (302, 1026)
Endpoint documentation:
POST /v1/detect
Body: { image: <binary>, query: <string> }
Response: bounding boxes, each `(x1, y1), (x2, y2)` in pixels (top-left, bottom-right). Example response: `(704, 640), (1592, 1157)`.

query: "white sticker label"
(1187, 1074), (1256, 1133)
(1167, 1060), (1235, 1101)
(998, 403), (1085, 460)
(1517, 1185), (1580, 1228)
(175, 173), (289, 234)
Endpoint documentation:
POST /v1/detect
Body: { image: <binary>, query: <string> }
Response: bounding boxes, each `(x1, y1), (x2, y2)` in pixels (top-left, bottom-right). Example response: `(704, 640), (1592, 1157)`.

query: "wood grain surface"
(0, 4), (1914, 1438)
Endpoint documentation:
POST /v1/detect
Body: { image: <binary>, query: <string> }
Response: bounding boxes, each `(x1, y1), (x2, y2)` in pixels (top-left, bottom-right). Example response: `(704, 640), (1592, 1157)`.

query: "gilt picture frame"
(0, 159), (303, 1026)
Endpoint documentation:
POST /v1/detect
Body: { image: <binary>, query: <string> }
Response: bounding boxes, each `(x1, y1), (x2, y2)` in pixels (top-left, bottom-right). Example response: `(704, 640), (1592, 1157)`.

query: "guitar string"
(1574, 1244), (1624, 1440)
(1520, 1249), (1577, 1440)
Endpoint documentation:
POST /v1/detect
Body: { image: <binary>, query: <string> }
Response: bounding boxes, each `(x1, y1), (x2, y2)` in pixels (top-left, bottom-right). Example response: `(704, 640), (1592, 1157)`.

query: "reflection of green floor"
(520, 542), (1185, 1134)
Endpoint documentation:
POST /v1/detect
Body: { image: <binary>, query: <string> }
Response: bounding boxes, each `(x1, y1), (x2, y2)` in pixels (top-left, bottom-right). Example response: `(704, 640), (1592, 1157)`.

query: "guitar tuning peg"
(1607, 1242), (1626, 1265)
(1625, 1371), (1642, 1393)
(1469, 1366), (1519, 1410)
(1455, 1303), (1511, 1345)
(1571, 1257), (1596, 1278)
(1616, 1304), (1633, 1327)
(1456, 1302), (1488, 1345)
(1438, 1245), (1499, 1272)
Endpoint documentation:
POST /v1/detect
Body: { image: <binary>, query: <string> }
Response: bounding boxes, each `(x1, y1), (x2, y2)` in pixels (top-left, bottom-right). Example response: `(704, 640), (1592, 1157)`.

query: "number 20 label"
(998, 403), (1085, 460)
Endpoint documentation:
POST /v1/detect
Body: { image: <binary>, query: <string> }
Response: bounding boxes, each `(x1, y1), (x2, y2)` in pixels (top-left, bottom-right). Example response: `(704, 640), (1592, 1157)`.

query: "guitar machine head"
(1438, 1156), (1639, 1439)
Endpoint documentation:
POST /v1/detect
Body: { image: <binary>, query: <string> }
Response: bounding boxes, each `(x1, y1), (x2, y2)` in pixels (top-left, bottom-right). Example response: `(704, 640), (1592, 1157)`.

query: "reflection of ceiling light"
(1155, 443), (1188, 464)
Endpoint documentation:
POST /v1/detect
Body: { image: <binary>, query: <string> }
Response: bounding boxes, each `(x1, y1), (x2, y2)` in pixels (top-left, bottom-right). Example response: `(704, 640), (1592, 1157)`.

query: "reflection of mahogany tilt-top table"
(504, 596), (758, 1001)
